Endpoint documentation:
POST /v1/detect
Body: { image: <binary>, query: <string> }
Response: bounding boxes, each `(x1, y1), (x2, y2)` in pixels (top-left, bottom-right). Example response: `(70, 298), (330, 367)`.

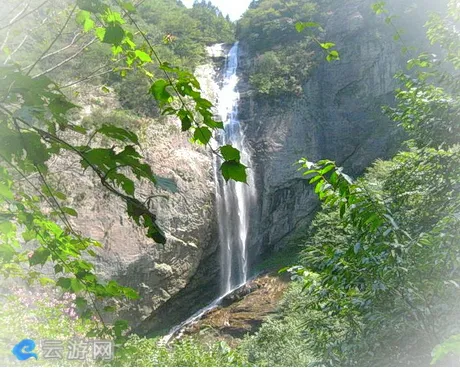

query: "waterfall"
(160, 42), (256, 344)
(214, 42), (256, 294)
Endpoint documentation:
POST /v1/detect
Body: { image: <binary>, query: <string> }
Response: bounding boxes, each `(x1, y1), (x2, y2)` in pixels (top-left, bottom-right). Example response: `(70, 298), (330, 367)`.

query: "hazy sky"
(182, 0), (252, 20)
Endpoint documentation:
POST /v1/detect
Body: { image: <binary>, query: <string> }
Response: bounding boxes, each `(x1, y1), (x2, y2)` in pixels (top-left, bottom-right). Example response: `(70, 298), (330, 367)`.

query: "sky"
(182, 0), (252, 21)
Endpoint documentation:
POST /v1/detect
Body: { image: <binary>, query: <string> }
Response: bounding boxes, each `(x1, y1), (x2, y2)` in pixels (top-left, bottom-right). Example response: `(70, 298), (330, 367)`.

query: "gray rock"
(46, 67), (220, 328)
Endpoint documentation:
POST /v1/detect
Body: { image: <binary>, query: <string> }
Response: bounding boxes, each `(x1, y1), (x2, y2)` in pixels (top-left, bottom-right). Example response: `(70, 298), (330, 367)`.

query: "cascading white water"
(214, 42), (256, 294)
(160, 42), (256, 344)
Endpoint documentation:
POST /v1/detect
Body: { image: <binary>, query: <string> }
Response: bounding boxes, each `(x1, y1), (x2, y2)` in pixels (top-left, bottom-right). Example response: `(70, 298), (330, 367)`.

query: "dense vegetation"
(241, 1), (460, 366)
(1, 0), (459, 366)
(237, 0), (338, 96)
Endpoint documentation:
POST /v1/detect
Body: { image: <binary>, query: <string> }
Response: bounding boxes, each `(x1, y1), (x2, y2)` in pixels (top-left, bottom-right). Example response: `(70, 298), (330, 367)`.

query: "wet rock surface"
(221, 281), (260, 307)
(180, 273), (290, 343)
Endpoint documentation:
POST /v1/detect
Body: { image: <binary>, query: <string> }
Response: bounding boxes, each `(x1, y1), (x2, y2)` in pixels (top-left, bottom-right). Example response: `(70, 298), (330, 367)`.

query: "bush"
(239, 283), (315, 366)
(109, 335), (249, 367)
(249, 45), (313, 96)
(238, 0), (333, 96)
(0, 285), (249, 367)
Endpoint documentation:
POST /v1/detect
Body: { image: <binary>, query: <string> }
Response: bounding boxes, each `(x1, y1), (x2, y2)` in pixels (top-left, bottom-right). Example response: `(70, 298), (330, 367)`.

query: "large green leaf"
(221, 161), (247, 183)
(111, 172), (135, 195)
(178, 109), (192, 131)
(97, 124), (139, 145)
(150, 79), (173, 105)
(49, 96), (79, 121)
(193, 127), (212, 145)
(77, 0), (107, 13)
(0, 183), (13, 200)
(76, 10), (95, 32)
(220, 145), (241, 162)
(29, 247), (51, 266)
(126, 199), (166, 244)
(134, 50), (151, 63)
(0, 221), (14, 235)
(295, 21), (320, 32)
(71, 278), (85, 292)
(81, 148), (114, 171)
(0, 243), (16, 262)
(121, 1), (136, 13)
(326, 50), (340, 62)
(102, 25), (125, 45)
(22, 131), (51, 168)
(62, 207), (78, 217)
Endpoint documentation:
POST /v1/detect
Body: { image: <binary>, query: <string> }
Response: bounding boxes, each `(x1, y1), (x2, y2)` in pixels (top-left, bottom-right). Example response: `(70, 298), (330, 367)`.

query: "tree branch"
(0, 29), (11, 52)
(0, 1), (49, 31)
(0, 3), (28, 51)
(32, 37), (97, 79)
(3, 35), (28, 64)
(26, 3), (77, 76)
(0, 2), (23, 23)
(60, 67), (114, 89)
(116, 0), (222, 157)
(21, 32), (82, 70)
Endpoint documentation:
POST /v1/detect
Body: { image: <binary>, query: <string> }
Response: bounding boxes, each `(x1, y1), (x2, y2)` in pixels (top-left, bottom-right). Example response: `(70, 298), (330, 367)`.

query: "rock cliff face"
(50, 62), (222, 328)
(238, 0), (438, 261)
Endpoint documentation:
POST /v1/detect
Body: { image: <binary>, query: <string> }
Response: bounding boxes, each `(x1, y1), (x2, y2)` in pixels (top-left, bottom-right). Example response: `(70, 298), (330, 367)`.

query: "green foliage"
(289, 8), (460, 358)
(387, 73), (460, 149)
(221, 161), (247, 183)
(188, 1), (235, 45)
(254, 243), (302, 274)
(238, 0), (338, 96)
(295, 21), (321, 32)
(0, 287), (249, 367)
(108, 335), (249, 367)
(240, 283), (315, 366)
(248, 46), (314, 96)
(1, 0), (234, 116)
(292, 153), (460, 365)
(81, 109), (141, 132)
(425, 0), (460, 69)
(431, 334), (460, 365)
(237, 0), (318, 53)
(371, 1), (387, 15)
